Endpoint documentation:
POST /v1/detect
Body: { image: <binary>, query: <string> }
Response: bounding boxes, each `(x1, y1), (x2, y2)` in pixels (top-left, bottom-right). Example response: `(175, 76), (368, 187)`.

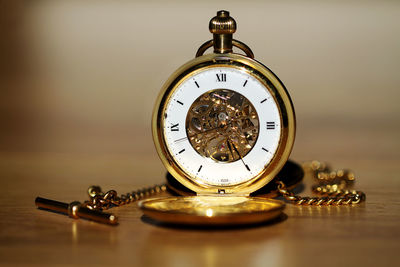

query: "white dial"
(162, 66), (281, 187)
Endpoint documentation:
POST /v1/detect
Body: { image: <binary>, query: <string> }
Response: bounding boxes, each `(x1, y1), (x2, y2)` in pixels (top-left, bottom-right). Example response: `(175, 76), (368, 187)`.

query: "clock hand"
(174, 126), (222, 143)
(228, 138), (251, 172)
(226, 139), (235, 161)
(174, 122), (232, 143)
(174, 136), (190, 143)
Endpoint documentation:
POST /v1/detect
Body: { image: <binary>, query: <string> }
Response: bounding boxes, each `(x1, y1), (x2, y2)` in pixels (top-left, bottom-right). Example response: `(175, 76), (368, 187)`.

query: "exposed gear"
(186, 89), (259, 162)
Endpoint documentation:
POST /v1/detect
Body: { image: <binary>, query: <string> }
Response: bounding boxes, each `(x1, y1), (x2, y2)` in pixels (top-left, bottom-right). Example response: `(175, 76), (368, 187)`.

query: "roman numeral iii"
(266, 122), (275, 130)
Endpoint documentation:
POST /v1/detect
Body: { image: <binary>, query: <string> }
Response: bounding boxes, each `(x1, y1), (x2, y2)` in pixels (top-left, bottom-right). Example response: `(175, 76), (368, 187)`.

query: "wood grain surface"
(1, 1), (399, 266)
(0, 118), (399, 267)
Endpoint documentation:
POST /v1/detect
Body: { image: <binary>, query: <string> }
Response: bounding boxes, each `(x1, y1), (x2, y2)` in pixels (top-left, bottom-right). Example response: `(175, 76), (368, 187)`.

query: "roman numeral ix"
(170, 123), (179, 131)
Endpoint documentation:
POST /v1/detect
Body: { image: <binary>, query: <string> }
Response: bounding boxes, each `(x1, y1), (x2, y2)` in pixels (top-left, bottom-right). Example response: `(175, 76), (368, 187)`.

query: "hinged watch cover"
(139, 160), (303, 225)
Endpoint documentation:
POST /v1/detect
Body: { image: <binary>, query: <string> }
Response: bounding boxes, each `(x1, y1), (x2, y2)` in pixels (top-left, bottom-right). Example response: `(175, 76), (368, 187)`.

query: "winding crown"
(209, 10), (236, 54)
(209, 10), (236, 34)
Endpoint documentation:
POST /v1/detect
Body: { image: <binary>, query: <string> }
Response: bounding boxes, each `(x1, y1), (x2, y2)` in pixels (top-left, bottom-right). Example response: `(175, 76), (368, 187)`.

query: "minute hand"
(228, 138), (251, 172)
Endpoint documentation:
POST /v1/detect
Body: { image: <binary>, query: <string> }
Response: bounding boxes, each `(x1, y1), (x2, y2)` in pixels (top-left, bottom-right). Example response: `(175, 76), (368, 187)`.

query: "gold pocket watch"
(35, 11), (365, 226)
(139, 10), (296, 225)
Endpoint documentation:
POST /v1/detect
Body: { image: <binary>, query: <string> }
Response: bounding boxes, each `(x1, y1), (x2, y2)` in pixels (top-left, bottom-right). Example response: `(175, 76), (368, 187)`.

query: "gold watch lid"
(139, 158), (304, 225)
(139, 196), (285, 225)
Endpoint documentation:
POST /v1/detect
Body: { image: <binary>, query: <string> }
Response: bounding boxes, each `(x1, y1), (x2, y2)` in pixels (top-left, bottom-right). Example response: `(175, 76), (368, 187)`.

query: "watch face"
(161, 66), (282, 187)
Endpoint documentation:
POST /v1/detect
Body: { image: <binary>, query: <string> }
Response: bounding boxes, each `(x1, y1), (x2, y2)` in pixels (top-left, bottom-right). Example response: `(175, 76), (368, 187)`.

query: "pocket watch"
(139, 10), (296, 225)
(34, 11), (366, 226)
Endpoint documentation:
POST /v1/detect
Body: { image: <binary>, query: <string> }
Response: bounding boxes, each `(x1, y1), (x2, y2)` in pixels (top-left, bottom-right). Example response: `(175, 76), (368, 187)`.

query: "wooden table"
(0, 118), (399, 267)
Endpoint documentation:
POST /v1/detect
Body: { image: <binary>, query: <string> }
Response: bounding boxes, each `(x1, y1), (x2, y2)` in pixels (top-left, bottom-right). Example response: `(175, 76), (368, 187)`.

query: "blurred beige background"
(0, 0), (399, 187)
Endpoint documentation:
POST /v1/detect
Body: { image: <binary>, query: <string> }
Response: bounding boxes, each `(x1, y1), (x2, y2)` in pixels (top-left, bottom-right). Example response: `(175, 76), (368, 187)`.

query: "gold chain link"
(82, 184), (167, 210)
(277, 160), (366, 205)
(82, 160), (365, 210)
